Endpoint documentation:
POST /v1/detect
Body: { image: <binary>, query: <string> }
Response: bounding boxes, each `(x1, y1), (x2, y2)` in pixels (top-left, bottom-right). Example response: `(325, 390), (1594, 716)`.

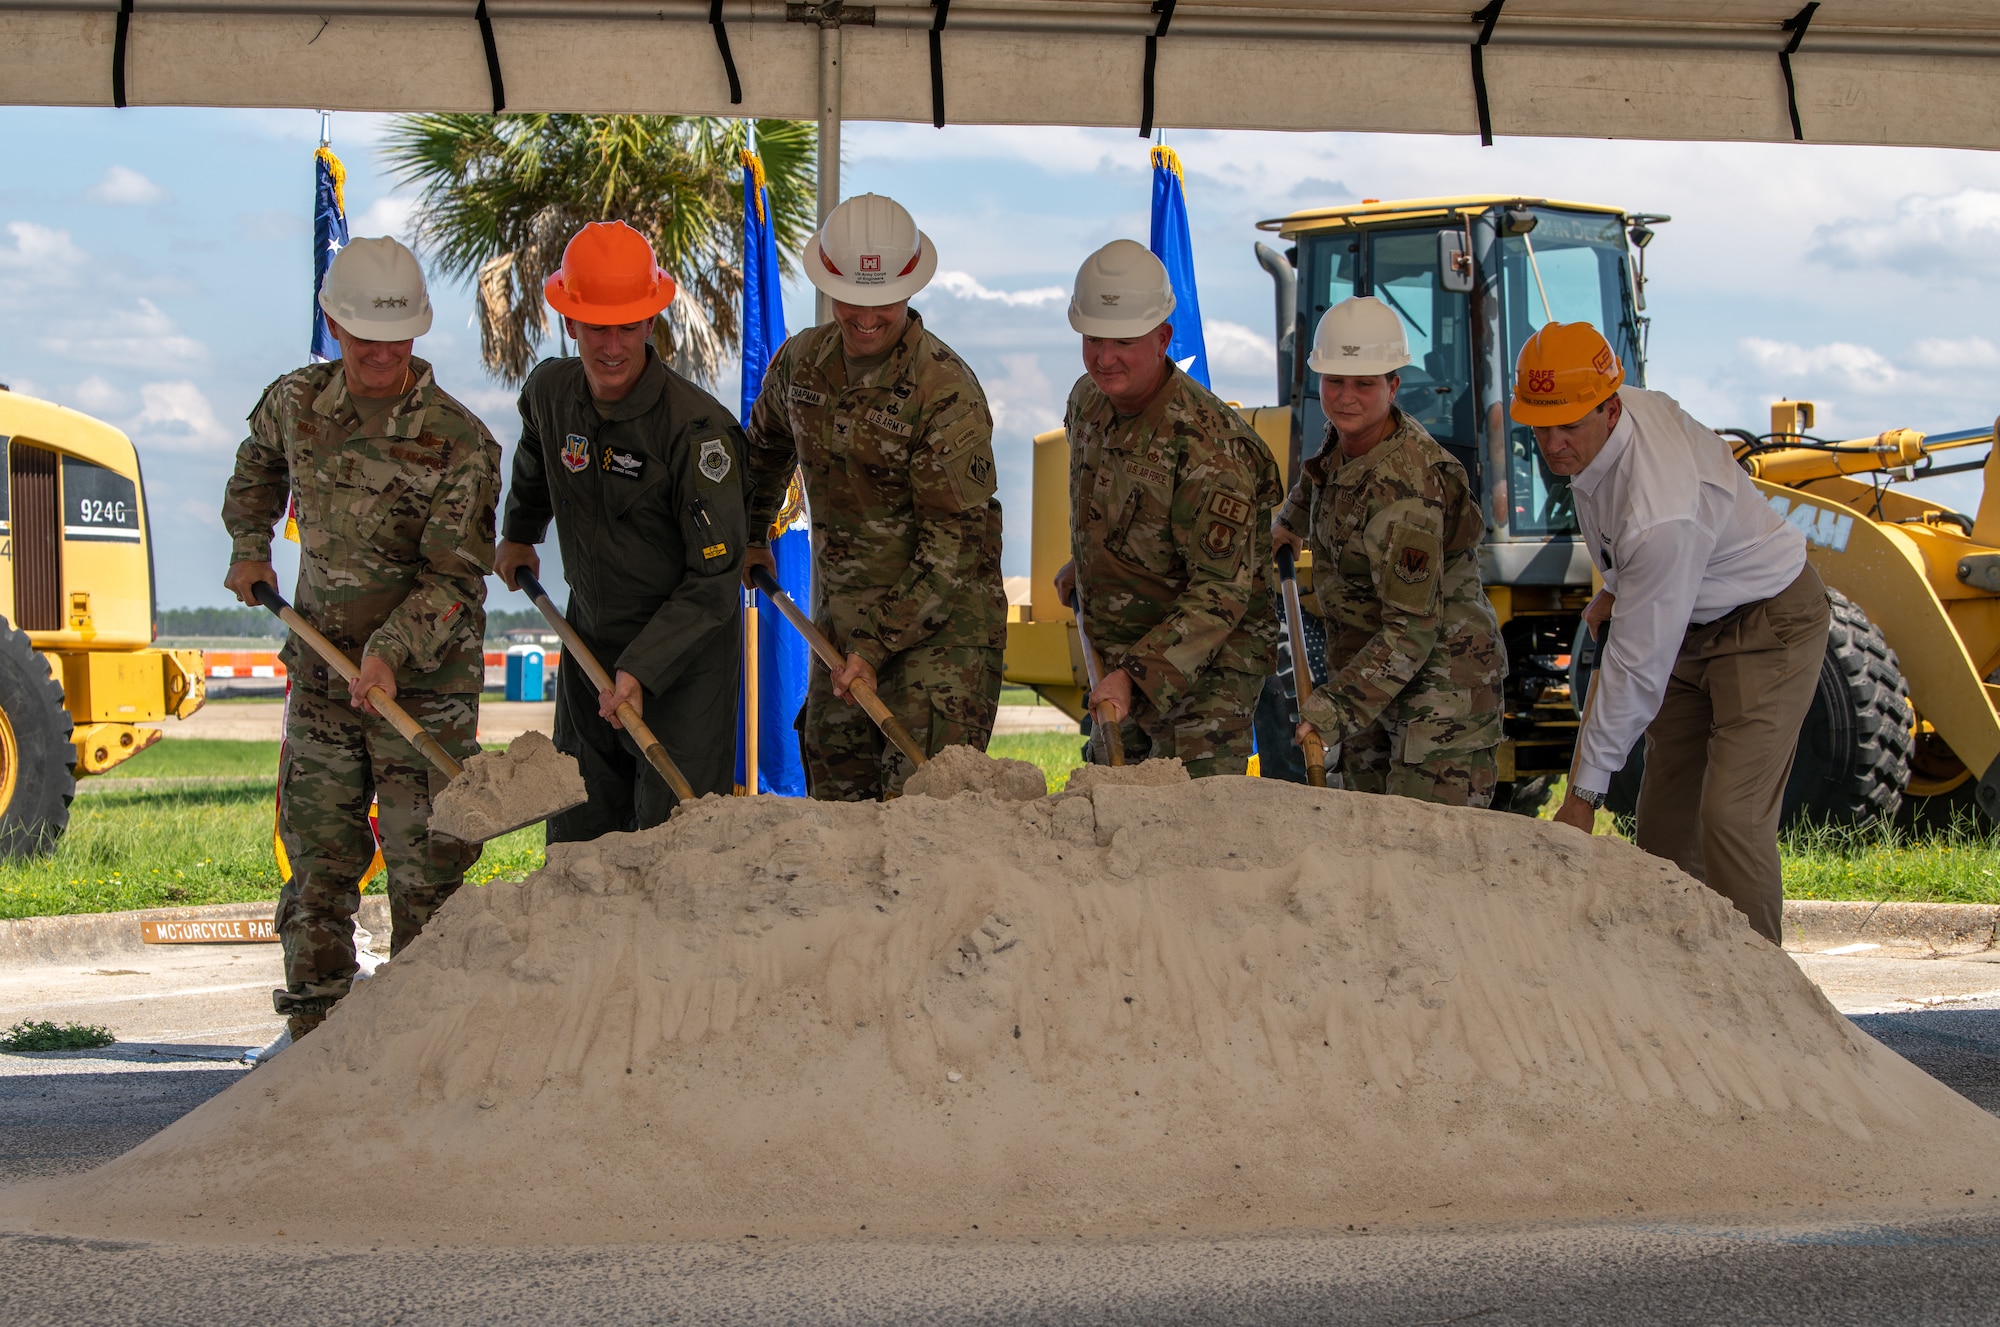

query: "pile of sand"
(12, 752), (2000, 1245)
(905, 743), (1048, 801)
(429, 731), (586, 842)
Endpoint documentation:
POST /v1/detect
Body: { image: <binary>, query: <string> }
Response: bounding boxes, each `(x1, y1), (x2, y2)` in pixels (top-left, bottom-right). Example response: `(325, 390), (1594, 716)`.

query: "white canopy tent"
(2, 1), (1997, 152)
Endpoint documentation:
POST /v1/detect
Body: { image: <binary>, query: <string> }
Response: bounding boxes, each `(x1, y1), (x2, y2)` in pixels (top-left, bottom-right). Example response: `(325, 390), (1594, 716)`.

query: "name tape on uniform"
(601, 447), (645, 481)
(141, 917), (279, 944)
(865, 408), (913, 439)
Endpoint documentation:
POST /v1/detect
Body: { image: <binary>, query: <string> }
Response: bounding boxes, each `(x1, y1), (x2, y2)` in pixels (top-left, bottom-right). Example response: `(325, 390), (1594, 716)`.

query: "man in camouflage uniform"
(745, 194), (1005, 800)
(1273, 296), (1502, 806)
(222, 237), (499, 1041)
(1055, 240), (1281, 777)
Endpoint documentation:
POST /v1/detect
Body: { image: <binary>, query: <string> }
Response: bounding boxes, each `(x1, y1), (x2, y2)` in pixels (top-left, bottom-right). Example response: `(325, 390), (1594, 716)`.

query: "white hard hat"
(1068, 239), (1176, 338)
(804, 194), (937, 307)
(1307, 296), (1409, 376)
(317, 236), (434, 341)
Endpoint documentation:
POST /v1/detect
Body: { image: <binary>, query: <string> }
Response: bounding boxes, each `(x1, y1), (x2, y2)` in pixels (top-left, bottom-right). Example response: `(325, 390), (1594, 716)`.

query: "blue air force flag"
(1148, 145), (1210, 388)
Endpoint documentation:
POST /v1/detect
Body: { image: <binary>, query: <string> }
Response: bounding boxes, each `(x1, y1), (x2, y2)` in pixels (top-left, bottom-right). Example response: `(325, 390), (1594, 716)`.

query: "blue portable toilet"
(505, 644), (546, 702)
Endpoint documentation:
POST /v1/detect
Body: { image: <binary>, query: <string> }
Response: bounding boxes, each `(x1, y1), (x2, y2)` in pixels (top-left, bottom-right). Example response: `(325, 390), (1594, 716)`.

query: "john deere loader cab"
(1255, 197), (1641, 807)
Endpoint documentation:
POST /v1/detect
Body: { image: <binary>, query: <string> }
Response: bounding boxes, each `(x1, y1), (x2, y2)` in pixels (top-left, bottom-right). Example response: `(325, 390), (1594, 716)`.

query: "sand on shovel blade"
(14, 749), (2000, 1245)
(429, 731), (587, 842)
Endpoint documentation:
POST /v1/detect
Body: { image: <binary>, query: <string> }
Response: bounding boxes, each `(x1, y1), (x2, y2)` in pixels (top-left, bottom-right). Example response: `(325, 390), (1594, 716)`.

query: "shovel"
(251, 582), (586, 841)
(513, 570), (698, 803)
(1274, 546), (1328, 788)
(746, 564), (928, 770)
(1071, 599), (1125, 768)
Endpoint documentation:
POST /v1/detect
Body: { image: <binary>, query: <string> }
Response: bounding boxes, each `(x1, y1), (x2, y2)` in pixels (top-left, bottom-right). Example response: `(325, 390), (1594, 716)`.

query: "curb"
(1783, 900), (1998, 954)
(0, 897), (392, 967)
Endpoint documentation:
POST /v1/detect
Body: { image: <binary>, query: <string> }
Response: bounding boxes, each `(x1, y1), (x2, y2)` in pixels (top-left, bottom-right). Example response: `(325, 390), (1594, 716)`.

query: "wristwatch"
(1572, 786), (1607, 810)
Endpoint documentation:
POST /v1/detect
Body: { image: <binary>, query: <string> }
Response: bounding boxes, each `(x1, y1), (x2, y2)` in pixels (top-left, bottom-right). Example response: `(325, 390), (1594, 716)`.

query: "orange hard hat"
(543, 221), (676, 325)
(1509, 321), (1625, 426)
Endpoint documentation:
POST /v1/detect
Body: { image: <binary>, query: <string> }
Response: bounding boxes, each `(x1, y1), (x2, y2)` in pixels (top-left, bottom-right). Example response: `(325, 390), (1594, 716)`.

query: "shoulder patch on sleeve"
(1381, 521), (1444, 616)
(942, 446), (998, 510)
(1207, 490), (1252, 525)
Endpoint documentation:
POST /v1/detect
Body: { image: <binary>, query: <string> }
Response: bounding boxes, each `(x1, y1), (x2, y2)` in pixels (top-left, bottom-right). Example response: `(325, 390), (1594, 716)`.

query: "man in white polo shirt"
(1514, 322), (1828, 945)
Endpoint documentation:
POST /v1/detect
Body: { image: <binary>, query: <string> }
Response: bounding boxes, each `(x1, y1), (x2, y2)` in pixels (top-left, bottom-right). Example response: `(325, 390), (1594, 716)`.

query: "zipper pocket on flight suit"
(684, 496), (732, 574)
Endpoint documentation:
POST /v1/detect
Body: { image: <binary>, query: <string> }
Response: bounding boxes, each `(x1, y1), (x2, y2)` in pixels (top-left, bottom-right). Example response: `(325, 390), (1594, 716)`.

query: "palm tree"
(382, 114), (817, 386)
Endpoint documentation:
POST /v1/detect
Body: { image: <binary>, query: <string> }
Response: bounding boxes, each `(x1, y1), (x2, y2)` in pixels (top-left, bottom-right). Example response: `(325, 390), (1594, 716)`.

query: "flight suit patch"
(698, 437), (733, 484)
(560, 434), (590, 473)
(601, 447), (645, 481)
(866, 408), (913, 438)
(790, 385), (827, 408)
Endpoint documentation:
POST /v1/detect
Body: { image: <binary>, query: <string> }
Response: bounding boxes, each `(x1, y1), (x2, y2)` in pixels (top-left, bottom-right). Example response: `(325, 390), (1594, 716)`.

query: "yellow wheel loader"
(0, 387), (205, 858)
(1004, 194), (1991, 829)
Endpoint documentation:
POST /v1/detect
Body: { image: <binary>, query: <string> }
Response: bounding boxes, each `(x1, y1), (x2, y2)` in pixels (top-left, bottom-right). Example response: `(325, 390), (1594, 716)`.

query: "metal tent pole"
(816, 16), (841, 326)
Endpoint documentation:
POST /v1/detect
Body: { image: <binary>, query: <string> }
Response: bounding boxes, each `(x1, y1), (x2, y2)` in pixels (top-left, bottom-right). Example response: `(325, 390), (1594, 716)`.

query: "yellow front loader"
(0, 388), (205, 858)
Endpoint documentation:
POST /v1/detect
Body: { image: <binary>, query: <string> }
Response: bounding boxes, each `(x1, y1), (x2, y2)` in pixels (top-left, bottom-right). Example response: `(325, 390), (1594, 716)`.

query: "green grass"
(999, 686), (1050, 707)
(1781, 816), (2000, 903)
(990, 731), (1088, 793)
(1, 1020), (116, 1052)
(100, 739), (282, 780)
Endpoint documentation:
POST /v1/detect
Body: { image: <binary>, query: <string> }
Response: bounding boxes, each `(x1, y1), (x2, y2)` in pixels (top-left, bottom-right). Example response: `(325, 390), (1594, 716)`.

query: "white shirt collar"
(1567, 400), (1636, 498)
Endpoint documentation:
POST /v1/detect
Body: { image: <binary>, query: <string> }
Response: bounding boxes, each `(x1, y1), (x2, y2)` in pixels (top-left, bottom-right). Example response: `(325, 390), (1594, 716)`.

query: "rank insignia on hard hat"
(699, 437), (733, 483)
(560, 433), (590, 473)
(602, 447), (644, 480)
(1395, 544), (1431, 583)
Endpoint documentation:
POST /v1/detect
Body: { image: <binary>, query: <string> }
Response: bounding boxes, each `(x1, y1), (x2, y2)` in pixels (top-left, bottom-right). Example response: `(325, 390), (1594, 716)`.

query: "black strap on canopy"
(928, 0), (950, 128)
(1138, 0), (1176, 139)
(1780, 2), (1818, 142)
(475, 0), (506, 113)
(711, 0), (743, 105)
(111, 0), (133, 108)
(1469, 0), (1504, 147)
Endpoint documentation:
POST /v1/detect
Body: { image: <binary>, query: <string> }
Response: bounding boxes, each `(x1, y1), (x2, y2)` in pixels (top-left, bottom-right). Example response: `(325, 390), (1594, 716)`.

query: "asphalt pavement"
(3, 944), (1998, 1324)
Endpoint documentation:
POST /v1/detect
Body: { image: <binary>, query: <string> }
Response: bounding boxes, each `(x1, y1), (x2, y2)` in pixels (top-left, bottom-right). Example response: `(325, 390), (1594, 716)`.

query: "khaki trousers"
(1634, 565), (1829, 946)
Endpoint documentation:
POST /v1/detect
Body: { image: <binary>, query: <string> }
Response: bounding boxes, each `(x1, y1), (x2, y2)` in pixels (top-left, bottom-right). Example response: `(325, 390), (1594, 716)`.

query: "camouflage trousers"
(1089, 668), (1262, 779)
(802, 643), (1003, 800)
(272, 686), (482, 1018)
(1339, 689), (1501, 808)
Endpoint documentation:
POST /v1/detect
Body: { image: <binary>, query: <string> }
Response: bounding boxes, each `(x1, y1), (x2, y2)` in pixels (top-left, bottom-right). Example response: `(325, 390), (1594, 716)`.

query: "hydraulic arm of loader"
(1743, 410), (2000, 813)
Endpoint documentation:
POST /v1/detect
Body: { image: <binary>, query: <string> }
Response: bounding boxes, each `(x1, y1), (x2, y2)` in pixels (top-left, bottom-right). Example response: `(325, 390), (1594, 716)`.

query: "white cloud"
(1738, 337), (1908, 395)
(1810, 189), (2000, 277)
(0, 221), (88, 279)
(69, 374), (130, 415)
(85, 165), (167, 206)
(932, 270), (1067, 308)
(1908, 336), (2000, 371)
(42, 297), (208, 370)
(131, 380), (233, 451)
(350, 195), (416, 241)
(1202, 319), (1277, 379)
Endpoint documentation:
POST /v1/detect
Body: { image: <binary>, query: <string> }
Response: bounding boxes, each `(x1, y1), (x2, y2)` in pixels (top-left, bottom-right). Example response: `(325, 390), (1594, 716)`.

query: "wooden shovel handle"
(251, 581), (462, 780)
(1275, 546), (1327, 788)
(514, 571), (697, 803)
(1071, 600), (1125, 767)
(747, 565), (929, 770)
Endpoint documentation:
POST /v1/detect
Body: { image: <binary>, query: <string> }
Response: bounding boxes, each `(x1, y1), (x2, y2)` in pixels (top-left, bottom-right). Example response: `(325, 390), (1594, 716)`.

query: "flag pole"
(743, 589), (760, 795)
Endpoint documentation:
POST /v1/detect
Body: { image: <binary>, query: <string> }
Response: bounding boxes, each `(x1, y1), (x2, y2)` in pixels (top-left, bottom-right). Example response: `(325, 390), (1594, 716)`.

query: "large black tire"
(0, 615), (74, 859)
(1570, 588), (1912, 830)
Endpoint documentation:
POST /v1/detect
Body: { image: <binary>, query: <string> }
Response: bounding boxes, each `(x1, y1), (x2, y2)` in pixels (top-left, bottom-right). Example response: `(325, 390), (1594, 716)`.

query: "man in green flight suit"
(1054, 240), (1283, 777)
(744, 193), (1006, 800)
(495, 221), (750, 838)
(221, 237), (500, 1042)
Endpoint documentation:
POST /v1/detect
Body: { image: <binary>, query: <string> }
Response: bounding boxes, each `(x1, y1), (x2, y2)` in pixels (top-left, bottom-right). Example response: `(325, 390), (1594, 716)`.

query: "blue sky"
(5, 106), (2000, 607)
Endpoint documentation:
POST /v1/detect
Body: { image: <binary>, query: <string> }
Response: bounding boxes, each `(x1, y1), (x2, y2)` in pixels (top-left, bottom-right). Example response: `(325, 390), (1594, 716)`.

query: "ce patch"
(601, 447), (645, 481)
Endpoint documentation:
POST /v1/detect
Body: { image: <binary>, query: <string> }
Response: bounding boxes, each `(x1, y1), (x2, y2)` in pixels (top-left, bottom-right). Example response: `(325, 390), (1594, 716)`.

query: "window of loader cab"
(1497, 209), (1640, 538)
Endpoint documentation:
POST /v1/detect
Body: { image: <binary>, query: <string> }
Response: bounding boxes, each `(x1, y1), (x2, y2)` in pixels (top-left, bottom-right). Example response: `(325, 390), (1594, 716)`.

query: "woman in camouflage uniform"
(1272, 296), (1504, 807)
